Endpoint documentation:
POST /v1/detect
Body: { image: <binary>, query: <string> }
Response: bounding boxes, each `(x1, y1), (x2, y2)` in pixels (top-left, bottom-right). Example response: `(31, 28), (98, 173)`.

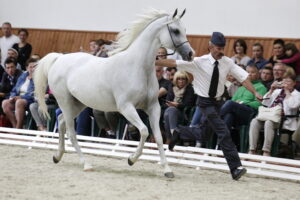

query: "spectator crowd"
(0, 21), (300, 159)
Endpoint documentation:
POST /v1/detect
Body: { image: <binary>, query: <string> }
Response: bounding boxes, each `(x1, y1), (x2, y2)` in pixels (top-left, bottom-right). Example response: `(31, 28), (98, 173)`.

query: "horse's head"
(159, 9), (194, 61)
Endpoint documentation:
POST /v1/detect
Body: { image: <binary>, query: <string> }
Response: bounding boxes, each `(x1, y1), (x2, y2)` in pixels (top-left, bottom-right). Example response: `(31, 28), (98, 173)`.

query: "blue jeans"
(190, 107), (202, 126)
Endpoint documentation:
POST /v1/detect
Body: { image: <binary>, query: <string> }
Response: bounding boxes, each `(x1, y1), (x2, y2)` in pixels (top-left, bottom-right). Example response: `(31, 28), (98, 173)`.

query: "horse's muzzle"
(182, 50), (193, 61)
(187, 51), (193, 61)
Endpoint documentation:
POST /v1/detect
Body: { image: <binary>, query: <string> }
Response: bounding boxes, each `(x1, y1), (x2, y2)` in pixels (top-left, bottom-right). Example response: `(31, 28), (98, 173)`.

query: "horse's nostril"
(188, 51), (193, 58)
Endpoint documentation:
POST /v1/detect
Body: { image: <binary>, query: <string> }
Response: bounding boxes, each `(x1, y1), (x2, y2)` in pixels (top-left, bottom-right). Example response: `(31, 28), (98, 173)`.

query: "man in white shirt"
(0, 22), (20, 66)
(156, 32), (262, 180)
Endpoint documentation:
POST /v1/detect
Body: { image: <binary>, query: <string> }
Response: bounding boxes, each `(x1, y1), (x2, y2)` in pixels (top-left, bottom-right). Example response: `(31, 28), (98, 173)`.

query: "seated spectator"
(163, 71), (196, 142)
(260, 66), (274, 90)
(277, 43), (300, 88)
(267, 39), (288, 67)
(220, 64), (267, 144)
(225, 73), (241, 98)
(273, 63), (287, 82)
(7, 48), (22, 70)
(249, 70), (300, 156)
(156, 47), (168, 79)
(156, 65), (172, 106)
(94, 39), (108, 58)
(165, 67), (177, 82)
(0, 22), (20, 66)
(156, 65), (172, 133)
(231, 39), (251, 68)
(29, 88), (57, 131)
(12, 29), (32, 70)
(0, 58), (22, 107)
(2, 58), (37, 128)
(156, 47), (168, 60)
(88, 40), (97, 55)
(247, 43), (268, 69)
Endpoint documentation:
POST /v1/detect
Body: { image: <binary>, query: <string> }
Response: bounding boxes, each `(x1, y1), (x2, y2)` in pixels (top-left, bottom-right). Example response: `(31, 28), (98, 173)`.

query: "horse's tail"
(34, 53), (62, 119)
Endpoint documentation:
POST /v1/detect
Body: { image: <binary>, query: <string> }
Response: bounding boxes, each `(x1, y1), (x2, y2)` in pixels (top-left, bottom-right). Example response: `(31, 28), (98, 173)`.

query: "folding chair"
(271, 110), (300, 158)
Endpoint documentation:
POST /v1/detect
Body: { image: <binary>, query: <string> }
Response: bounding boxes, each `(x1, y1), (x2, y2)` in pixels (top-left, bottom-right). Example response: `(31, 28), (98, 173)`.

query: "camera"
(277, 82), (283, 88)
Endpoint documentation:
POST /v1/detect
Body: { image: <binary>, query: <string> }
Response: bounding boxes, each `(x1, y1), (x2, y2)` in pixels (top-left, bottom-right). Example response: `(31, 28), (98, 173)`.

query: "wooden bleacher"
(6, 28), (300, 59)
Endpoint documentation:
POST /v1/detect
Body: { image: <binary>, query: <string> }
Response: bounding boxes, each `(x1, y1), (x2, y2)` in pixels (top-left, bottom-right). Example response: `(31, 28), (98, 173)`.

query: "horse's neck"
(126, 17), (167, 70)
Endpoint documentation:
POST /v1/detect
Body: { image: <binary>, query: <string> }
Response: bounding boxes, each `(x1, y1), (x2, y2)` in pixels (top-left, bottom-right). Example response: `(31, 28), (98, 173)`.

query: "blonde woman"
(163, 71), (196, 143)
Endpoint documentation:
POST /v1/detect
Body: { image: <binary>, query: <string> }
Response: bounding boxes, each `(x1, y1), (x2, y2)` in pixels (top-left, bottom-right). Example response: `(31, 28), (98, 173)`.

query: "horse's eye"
(173, 29), (180, 35)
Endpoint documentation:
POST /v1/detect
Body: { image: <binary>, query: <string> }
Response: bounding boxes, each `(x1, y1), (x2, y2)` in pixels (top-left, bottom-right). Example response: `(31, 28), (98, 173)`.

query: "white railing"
(0, 127), (300, 181)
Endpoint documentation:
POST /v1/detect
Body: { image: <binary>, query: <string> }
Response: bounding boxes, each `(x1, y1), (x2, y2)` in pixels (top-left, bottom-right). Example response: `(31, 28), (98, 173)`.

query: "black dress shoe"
(231, 167), (247, 180)
(168, 129), (180, 151)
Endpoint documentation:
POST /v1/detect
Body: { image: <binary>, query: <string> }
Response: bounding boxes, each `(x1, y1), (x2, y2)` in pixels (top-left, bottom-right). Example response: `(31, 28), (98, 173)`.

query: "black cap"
(210, 32), (226, 47)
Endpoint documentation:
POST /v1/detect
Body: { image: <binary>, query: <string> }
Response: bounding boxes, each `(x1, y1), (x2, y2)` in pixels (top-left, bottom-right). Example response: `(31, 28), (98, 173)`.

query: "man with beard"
(156, 32), (263, 180)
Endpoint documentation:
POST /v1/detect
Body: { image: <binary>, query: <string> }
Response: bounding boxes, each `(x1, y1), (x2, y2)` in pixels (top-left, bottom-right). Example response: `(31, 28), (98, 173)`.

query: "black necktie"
(208, 61), (219, 98)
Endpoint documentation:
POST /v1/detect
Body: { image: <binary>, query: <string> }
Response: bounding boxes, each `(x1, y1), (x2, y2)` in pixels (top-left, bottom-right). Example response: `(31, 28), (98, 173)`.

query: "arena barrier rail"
(0, 127), (300, 182)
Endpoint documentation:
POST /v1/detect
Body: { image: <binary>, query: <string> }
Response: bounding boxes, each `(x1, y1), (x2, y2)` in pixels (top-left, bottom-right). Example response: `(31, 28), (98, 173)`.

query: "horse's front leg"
(146, 102), (174, 178)
(119, 104), (149, 165)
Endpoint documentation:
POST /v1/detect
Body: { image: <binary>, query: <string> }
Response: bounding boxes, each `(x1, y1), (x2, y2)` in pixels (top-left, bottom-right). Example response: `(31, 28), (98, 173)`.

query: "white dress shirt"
(176, 53), (248, 98)
(0, 34), (20, 66)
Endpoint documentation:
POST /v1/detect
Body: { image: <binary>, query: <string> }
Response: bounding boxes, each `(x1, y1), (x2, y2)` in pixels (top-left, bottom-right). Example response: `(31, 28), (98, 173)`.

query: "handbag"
(256, 105), (282, 123)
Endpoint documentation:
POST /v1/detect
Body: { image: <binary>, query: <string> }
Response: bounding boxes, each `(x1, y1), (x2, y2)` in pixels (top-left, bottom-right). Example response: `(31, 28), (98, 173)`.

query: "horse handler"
(155, 32), (263, 180)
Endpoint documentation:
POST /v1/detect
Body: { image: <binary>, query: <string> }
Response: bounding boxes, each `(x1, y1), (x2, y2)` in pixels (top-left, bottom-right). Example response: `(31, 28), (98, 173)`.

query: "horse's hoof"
(53, 156), (59, 164)
(83, 163), (94, 171)
(128, 158), (134, 166)
(164, 172), (175, 178)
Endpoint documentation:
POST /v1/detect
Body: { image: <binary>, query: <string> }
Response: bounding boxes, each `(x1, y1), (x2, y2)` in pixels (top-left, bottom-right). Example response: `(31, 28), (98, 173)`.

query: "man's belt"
(198, 96), (222, 101)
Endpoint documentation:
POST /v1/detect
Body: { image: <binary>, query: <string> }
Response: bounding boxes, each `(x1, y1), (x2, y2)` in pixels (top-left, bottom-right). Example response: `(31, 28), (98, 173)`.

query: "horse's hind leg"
(119, 104), (149, 165)
(146, 103), (174, 178)
(54, 94), (92, 171)
(64, 103), (93, 171)
(53, 113), (66, 163)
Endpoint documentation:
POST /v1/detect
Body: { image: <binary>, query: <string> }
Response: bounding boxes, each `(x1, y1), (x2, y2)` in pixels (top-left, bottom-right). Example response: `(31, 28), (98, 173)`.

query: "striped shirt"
(176, 53), (248, 98)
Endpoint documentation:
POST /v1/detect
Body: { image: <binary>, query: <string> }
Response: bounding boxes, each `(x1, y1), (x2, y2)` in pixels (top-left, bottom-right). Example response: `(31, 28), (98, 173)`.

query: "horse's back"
(48, 52), (118, 111)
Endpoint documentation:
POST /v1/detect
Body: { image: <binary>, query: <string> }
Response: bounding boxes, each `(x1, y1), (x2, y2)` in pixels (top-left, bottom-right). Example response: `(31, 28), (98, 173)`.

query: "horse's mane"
(108, 9), (169, 56)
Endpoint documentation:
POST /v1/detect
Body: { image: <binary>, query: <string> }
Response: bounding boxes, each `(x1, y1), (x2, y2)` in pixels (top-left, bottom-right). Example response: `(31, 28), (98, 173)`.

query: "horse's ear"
(180, 9), (186, 18)
(172, 8), (178, 19)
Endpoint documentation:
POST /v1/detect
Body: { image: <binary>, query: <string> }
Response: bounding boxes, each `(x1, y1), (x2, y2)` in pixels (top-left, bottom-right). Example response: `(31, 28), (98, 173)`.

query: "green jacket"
(231, 80), (267, 109)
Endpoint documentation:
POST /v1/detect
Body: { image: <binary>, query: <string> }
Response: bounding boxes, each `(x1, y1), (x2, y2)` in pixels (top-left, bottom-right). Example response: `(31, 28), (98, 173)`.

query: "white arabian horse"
(34, 9), (193, 178)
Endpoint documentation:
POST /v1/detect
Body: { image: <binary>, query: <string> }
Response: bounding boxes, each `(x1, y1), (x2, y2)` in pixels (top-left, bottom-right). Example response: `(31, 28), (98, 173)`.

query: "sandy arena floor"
(0, 145), (299, 200)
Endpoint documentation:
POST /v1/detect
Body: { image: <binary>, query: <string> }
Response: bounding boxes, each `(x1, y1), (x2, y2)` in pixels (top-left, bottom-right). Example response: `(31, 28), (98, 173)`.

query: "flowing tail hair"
(34, 53), (62, 119)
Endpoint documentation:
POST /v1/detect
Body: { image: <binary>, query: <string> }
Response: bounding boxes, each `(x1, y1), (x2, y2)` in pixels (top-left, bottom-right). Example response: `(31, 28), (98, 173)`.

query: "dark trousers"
(177, 96), (242, 171)
(220, 100), (255, 130)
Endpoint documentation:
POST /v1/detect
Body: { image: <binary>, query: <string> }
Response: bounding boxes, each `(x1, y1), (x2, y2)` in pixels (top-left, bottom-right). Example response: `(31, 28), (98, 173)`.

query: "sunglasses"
(177, 77), (187, 81)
